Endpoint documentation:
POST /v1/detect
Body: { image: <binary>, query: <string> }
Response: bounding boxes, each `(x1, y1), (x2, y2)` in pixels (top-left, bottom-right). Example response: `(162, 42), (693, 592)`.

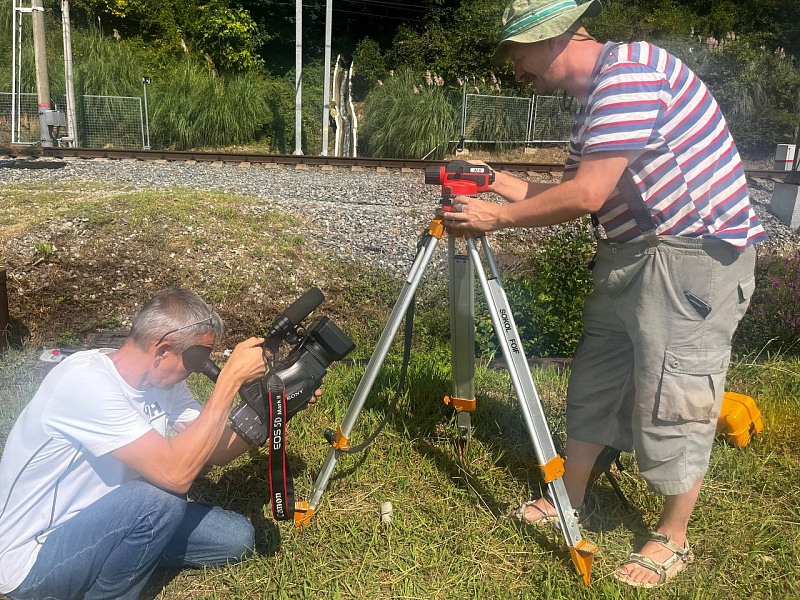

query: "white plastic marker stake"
(380, 502), (393, 524)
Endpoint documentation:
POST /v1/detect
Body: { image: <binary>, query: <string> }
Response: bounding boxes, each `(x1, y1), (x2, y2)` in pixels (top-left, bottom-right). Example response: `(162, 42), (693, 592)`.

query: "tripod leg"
(467, 236), (597, 585)
(302, 225), (444, 525)
(446, 236), (476, 455)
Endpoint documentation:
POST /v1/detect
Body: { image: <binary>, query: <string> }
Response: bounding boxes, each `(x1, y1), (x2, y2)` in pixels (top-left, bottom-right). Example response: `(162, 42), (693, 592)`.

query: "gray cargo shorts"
(565, 235), (756, 495)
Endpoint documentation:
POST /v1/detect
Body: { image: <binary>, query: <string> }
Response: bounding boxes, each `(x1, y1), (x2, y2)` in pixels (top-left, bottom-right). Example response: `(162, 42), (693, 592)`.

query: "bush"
(360, 68), (458, 159)
(149, 60), (273, 150)
(734, 250), (800, 356)
(475, 220), (595, 359)
(351, 38), (386, 102)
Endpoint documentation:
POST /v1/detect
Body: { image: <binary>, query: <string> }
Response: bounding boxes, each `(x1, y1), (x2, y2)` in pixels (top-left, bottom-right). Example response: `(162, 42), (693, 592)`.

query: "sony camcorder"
(183, 288), (355, 446)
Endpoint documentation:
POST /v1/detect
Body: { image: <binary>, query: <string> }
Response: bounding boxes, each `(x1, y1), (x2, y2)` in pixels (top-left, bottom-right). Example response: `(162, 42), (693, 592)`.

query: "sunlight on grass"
(3, 347), (798, 599)
(1, 183), (798, 599)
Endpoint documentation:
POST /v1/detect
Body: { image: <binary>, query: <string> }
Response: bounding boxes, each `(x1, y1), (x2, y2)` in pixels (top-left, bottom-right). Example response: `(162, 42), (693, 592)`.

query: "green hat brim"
(491, 0), (601, 67)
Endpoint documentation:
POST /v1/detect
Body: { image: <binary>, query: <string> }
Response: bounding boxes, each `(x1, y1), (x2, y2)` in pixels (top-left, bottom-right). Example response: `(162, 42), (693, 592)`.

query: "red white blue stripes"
(566, 42), (766, 249)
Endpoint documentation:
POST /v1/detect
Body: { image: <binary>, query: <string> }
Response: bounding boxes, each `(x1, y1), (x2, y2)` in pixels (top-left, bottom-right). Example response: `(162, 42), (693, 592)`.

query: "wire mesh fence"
(2, 89), (575, 152)
(0, 92), (67, 144)
(80, 95), (144, 150)
(0, 92), (145, 149)
(460, 93), (579, 147)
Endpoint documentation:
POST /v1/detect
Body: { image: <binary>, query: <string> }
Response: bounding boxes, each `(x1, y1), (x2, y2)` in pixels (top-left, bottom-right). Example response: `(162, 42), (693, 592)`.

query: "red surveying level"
(424, 160), (495, 204)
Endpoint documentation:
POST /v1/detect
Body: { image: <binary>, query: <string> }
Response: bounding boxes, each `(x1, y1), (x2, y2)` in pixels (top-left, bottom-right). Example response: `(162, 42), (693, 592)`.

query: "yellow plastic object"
(716, 391), (763, 448)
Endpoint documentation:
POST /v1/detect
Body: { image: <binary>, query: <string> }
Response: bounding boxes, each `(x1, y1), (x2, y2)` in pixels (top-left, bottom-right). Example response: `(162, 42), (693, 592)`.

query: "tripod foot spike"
(293, 501), (315, 528)
(568, 539), (598, 585)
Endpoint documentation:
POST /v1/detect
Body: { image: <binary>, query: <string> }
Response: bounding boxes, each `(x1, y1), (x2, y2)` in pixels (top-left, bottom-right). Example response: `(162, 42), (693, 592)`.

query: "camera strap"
(266, 372), (295, 521)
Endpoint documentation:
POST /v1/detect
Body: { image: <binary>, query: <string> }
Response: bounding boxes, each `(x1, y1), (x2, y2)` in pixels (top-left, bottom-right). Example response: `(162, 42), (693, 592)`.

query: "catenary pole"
(320, 0), (333, 156)
(11, 0), (22, 144)
(31, 0), (54, 147)
(294, 0), (303, 155)
(61, 0), (78, 147)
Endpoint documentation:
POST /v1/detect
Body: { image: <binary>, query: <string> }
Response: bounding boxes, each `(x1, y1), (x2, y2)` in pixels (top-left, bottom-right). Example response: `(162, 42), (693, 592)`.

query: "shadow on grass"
(376, 361), (654, 538)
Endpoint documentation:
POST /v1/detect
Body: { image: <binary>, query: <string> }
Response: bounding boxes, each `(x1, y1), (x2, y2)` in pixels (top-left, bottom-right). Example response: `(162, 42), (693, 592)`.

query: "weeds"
(734, 250), (800, 357)
(476, 220), (595, 359)
(31, 242), (55, 264)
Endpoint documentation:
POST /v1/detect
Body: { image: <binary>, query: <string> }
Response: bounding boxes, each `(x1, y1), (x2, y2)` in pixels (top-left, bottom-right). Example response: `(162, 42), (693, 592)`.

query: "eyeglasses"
(156, 314), (214, 346)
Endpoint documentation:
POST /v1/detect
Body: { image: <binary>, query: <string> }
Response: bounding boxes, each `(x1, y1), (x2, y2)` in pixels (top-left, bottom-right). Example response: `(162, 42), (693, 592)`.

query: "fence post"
(142, 77), (151, 150)
(1, 268), (9, 351)
(526, 94), (535, 143)
(460, 77), (467, 141)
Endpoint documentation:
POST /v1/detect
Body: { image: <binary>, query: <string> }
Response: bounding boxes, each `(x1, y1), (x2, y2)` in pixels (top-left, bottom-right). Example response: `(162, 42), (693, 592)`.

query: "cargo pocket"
(733, 276), (756, 323)
(656, 347), (731, 422)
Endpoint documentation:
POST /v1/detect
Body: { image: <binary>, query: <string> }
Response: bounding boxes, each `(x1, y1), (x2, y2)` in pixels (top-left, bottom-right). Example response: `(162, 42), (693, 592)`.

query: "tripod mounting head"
(424, 160), (495, 206)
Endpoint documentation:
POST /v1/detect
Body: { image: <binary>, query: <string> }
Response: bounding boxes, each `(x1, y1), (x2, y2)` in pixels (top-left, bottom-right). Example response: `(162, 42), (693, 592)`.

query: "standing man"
(0, 288), (313, 599)
(440, 0), (765, 587)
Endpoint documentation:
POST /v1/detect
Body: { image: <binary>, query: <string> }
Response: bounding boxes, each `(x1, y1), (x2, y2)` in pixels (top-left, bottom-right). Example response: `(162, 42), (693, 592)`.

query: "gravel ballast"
(2, 157), (799, 275)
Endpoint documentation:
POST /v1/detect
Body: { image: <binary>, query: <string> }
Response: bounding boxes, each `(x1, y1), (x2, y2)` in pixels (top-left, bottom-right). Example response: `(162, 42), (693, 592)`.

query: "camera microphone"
(264, 287), (325, 351)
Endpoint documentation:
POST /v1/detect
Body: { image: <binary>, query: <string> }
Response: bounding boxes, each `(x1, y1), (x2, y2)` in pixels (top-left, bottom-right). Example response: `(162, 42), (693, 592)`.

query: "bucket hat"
(492, 0), (602, 65)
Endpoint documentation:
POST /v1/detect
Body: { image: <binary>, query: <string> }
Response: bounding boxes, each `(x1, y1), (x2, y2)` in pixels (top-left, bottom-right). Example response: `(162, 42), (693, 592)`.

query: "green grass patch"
(2, 349), (798, 598)
(1, 181), (798, 598)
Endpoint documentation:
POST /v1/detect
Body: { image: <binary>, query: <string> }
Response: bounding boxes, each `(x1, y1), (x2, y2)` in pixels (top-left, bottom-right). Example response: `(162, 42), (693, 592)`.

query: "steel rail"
(0, 146), (555, 174)
(0, 145), (790, 180)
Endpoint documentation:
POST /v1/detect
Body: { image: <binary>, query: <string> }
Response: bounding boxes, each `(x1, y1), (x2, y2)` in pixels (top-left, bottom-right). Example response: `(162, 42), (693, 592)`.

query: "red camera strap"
(266, 374), (294, 521)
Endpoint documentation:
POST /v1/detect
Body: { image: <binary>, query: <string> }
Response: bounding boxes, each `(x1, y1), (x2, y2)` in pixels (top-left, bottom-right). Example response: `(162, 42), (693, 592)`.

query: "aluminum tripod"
(294, 217), (597, 585)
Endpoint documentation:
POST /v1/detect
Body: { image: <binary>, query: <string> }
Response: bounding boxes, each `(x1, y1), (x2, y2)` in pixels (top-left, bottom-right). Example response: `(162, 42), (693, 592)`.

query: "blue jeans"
(7, 479), (255, 600)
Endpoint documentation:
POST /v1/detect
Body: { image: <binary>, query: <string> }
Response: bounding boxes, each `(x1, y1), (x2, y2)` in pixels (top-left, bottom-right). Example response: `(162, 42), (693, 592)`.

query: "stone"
(770, 182), (800, 229)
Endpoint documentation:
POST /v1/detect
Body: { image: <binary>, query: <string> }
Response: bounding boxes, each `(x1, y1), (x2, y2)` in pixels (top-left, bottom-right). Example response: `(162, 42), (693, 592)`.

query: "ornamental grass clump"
(360, 68), (458, 159)
(149, 60), (273, 150)
(734, 250), (800, 357)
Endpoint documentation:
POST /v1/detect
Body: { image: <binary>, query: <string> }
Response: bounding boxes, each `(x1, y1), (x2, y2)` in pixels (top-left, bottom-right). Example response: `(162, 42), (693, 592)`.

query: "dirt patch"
(1, 188), (332, 354)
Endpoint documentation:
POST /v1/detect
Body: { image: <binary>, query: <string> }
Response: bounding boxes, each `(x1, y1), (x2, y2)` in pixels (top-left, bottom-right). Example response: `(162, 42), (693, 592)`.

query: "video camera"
(183, 288), (355, 446)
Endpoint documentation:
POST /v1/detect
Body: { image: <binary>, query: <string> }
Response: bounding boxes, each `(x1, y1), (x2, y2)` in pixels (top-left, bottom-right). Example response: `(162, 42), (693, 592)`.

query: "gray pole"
(320, 0), (333, 156)
(142, 77), (151, 150)
(11, 0), (21, 144)
(294, 0), (303, 155)
(32, 0), (54, 147)
(61, 0), (79, 147)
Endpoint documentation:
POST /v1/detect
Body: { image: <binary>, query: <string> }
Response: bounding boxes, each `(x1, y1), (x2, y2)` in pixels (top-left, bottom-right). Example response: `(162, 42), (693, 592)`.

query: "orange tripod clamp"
(293, 500), (315, 528)
(443, 395), (476, 412)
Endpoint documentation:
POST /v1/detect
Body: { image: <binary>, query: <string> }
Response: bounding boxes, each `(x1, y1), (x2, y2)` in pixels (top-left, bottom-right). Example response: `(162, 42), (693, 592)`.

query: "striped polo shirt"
(565, 41), (766, 250)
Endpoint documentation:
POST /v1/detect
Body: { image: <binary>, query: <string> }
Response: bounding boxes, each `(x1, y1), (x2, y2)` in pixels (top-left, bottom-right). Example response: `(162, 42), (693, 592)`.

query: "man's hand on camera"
(220, 337), (268, 386)
(307, 379), (324, 408)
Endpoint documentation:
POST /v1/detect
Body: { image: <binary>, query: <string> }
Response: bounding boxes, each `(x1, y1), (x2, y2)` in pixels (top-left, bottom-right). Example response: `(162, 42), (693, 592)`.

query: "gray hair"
(128, 288), (224, 353)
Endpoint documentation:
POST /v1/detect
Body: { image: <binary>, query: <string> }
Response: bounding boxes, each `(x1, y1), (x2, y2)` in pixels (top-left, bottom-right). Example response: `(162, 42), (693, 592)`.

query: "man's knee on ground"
(224, 513), (255, 563)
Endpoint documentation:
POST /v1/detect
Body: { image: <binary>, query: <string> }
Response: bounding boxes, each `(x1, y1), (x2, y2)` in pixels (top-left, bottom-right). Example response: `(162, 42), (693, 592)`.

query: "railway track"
(0, 145), (791, 180)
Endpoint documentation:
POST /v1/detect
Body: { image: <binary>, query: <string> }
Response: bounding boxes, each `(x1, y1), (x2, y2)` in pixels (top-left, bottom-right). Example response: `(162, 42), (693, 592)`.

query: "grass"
(3, 349), (797, 598)
(1, 182), (799, 598)
(361, 69), (459, 160)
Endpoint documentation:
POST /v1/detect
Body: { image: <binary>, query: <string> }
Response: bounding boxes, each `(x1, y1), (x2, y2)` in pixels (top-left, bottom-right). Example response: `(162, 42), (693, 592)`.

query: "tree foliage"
(71, 0), (261, 72)
(2, 0), (799, 156)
